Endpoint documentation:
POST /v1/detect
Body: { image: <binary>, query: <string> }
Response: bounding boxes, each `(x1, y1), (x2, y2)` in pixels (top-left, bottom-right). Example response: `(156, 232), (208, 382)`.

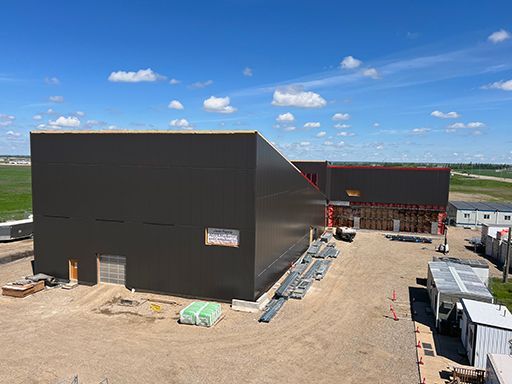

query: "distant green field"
(450, 174), (512, 201)
(0, 165), (32, 222)
(458, 168), (512, 179)
(489, 278), (512, 312)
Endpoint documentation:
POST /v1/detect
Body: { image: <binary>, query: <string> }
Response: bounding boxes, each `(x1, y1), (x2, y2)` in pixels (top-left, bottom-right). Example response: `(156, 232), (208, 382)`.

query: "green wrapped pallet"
(179, 301), (222, 327)
(179, 301), (208, 325)
(197, 302), (222, 327)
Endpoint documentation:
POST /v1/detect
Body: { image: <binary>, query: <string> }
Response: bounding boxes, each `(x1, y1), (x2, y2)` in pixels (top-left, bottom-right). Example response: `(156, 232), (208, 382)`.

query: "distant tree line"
(328, 161), (511, 170)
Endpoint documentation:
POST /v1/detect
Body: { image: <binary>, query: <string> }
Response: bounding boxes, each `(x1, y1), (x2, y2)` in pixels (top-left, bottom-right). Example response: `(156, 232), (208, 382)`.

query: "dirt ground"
(0, 227), (497, 384)
(0, 238), (33, 262)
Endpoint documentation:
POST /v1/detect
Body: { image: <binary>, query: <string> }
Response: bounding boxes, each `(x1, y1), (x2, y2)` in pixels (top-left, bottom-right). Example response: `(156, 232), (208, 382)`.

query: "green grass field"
(0, 165), (32, 222)
(458, 168), (512, 179)
(450, 174), (512, 201)
(489, 278), (512, 312)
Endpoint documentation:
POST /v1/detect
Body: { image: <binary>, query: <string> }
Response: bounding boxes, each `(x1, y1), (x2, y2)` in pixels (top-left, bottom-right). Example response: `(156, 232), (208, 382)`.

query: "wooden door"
(69, 259), (78, 281)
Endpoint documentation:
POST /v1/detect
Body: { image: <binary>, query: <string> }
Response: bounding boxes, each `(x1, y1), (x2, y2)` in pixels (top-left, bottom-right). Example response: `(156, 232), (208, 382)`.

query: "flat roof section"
(488, 354), (512, 382)
(0, 218), (33, 227)
(327, 164), (451, 172)
(428, 261), (493, 300)
(31, 130), (258, 135)
(450, 201), (512, 212)
(461, 299), (512, 330)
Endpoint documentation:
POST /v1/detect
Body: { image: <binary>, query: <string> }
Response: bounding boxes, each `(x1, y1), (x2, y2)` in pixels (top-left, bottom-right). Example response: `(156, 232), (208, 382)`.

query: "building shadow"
(408, 285), (469, 365)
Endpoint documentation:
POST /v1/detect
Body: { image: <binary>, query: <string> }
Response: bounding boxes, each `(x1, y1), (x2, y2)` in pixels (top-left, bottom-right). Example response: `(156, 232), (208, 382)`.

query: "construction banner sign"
(205, 228), (240, 247)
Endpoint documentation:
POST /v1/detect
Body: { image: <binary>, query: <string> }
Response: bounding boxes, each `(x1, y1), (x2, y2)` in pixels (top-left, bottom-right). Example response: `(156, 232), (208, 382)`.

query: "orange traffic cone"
(421, 377), (426, 384)
(416, 340), (422, 349)
(415, 326), (420, 333)
(418, 356), (424, 365)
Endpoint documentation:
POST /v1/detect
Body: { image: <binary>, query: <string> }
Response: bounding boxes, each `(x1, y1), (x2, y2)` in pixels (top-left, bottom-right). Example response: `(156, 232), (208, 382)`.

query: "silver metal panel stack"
(259, 240), (340, 321)
(259, 297), (287, 323)
(315, 260), (332, 280)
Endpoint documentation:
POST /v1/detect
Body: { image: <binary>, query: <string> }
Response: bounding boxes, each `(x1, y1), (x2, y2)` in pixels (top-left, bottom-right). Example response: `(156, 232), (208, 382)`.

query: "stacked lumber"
(2, 280), (44, 298)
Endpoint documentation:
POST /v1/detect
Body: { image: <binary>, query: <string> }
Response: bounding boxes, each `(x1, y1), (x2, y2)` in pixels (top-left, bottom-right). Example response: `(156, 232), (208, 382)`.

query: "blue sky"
(1, 0), (511, 163)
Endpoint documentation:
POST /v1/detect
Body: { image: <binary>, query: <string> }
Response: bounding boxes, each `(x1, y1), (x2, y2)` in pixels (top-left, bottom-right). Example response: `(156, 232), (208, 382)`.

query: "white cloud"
(316, 131), (326, 137)
(362, 67), (379, 79)
(304, 122), (320, 128)
(49, 95), (64, 103)
(85, 119), (106, 127)
(446, 121), (485, 132)
(332, 113), (350, 121)
(299, 141), (310, 146)
(411, 127), (430, 135)
(168, 100), (184, 110)
(488, 29), (511, 43)
(46, 108), (56, 114)
(467, 121), (485, 128)
(169, 118), (193, 129)
(334, 123), (351, 129)
(49, 116), (81, 128)
(276, 112), (295, 122)
(337, 131), (355, 137)
(6, 130), (20, 137)
(324, 141), (334, 146)
(340, 56), (362, 69)
(203, 96), (237, 114)
(482, 79), (512, 91)
(272, 87), (326, 108)
(32, 114), (43, 121)
(75, 111), (85, 117)
(373, 122), (380, 128)
(190, 80), (213, 89)
(169, 78), (180, 85)
(0, 114), (15, 126)
(284, 126), (296, 132)
(44, 76), (60, 85)
(243, 67), (253, 77)
(431, 110), (460, 119)
(108, 68), (163, 83)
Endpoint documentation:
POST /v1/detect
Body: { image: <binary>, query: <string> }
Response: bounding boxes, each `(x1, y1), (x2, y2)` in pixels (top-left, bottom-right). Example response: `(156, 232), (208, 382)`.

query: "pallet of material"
(2, 280), (44, 298)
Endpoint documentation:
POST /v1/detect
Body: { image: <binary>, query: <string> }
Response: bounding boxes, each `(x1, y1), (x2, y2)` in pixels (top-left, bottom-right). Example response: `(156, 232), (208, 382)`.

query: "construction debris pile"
(259, 231), (341, 323)
(2, 279), (44, 298)
(1, 273), (59, 298)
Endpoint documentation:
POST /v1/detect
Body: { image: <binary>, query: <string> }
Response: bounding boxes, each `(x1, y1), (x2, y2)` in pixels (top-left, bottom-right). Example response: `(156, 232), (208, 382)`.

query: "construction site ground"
(0, 238), (33, 264)
(0, 227), (500, 384)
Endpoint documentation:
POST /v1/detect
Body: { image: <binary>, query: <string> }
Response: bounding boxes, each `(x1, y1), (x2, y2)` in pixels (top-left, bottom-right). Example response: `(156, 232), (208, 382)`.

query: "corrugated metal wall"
(254, 136), (325, 299)
(474, 324), (512, 368)
(327, 166), (450, 206)
(31, 131), (326, 302)
(291, 162), (450, 206)
(291, 160), (328, 194)
(31, 132), (257, 301)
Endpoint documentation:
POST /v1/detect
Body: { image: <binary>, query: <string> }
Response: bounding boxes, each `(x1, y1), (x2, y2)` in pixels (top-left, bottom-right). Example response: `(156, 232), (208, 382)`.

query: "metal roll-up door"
(99, 255), (126, 285)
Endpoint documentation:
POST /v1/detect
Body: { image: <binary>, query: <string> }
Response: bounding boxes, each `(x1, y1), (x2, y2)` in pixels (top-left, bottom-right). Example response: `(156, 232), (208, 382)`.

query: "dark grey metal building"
(31, 131), (325, 301)
(293, 162), (450, 233)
